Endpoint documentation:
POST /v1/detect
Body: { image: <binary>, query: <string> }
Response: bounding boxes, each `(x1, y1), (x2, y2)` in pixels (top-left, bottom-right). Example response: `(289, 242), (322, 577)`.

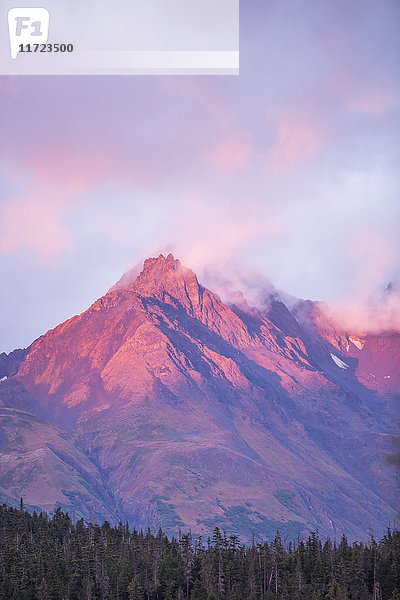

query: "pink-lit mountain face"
(0, 254), (398, 541)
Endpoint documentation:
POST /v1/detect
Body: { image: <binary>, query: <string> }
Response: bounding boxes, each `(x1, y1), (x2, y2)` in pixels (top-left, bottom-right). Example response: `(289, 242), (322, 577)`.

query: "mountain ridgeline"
(0, 254), (398, 542)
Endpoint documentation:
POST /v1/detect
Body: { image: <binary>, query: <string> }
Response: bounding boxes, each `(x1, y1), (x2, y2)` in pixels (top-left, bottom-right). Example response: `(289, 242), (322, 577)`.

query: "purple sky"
(1, 0), (399, 353)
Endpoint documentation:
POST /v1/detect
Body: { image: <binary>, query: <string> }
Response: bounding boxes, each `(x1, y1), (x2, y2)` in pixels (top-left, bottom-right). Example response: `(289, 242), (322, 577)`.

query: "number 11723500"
(18, 43), (73, 53)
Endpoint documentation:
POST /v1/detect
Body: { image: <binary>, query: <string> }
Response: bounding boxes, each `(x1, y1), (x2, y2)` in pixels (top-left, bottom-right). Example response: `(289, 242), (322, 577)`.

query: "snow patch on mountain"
(330, 353), (350, 369)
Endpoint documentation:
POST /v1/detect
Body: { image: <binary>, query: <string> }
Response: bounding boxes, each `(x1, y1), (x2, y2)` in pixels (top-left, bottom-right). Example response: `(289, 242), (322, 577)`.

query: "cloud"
(164, 191), (284, 277)
(0, 192), (71, 259)
(205, 136), (253, 173)
(201, 261), (277, 312)
(266, 115), (324, 174)
(0, 145), (116, 261)
(328, 228), (400, 333)
(326, 287), (400, 334)
(1, 0), (400, 352)
(348, 88), (400, 116)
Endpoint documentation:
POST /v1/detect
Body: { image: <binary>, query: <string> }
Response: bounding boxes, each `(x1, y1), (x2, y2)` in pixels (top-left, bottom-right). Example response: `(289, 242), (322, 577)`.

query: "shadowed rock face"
(0, 348), (28, 379)
(0, 254), (398, 541)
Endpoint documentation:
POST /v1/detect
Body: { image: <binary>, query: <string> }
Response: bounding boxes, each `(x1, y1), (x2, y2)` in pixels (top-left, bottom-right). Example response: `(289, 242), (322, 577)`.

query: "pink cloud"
(0, 192), (71, 259)
(0, 140), (155, 261)
(205, 137), (253, 173)
(0, 145), (116, 261)
(348, 89), (400, 116)
(28, 146), (113, 188)
(329, 228), (400, 333)
(168, 193), (284, 287)
(267, 119), (323, 174)
(330, 288), (400, 335)
(349, 228), (395, 293)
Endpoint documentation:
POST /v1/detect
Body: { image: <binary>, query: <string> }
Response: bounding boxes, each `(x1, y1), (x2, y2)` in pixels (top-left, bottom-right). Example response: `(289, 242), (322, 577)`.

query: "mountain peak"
(6, 252), (399, 542)
(129, 254), (202, 311)
(142, 253), (181, 274)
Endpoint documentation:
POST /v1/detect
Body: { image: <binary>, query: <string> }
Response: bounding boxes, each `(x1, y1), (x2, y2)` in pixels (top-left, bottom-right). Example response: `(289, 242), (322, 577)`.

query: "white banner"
(1, 0), (239, 75)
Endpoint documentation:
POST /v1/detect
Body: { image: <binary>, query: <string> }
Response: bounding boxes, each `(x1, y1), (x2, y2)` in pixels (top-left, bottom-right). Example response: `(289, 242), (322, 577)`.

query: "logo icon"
(8, 7), (50, 59)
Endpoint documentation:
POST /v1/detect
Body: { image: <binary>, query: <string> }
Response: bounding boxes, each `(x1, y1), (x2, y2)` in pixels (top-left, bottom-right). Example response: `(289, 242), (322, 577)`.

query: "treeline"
(0, 504), (399, 600)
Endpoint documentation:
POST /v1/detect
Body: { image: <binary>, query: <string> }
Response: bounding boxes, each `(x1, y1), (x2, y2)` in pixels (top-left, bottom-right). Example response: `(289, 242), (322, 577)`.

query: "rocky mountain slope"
(0, 254), (398, 541)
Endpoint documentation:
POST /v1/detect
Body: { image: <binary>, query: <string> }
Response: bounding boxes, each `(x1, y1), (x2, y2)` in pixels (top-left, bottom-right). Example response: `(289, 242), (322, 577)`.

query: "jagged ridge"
(0, 255), (398, 541)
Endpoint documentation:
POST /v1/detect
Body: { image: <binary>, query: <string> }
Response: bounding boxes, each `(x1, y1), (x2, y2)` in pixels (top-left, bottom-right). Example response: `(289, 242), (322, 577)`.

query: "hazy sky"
(1, 0), (399, 353)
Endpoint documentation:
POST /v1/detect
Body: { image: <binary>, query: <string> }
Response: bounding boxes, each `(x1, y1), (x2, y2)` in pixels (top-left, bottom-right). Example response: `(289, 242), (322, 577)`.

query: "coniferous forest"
(0, 504), (399, 600)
